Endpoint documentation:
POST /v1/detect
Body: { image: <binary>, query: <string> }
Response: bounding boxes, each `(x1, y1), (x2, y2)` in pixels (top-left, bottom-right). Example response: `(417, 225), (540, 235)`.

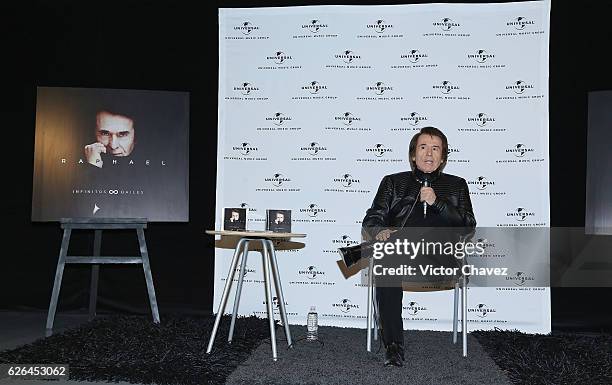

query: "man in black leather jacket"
(362, 126), (476, 367)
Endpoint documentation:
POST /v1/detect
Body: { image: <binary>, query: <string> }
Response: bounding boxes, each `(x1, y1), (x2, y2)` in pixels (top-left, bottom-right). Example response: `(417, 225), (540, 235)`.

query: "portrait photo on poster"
(31, 87), (190, 222)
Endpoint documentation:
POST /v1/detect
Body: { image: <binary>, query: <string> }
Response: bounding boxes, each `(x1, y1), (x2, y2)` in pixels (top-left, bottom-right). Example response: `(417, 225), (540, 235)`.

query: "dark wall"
(3, 0), (611, 329)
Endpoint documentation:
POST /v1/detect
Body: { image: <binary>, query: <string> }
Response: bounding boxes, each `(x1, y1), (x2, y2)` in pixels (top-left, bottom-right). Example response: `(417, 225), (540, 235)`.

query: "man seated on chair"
(362, 126), (476, 367)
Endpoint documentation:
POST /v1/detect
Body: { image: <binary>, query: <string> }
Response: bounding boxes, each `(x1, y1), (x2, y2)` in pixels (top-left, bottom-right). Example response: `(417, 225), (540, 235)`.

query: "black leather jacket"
(362, 170), (476, 237)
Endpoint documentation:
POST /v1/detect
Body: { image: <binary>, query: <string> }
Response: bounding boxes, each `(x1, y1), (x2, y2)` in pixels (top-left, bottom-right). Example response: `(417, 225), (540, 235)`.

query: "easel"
(46, 218), (160, 331)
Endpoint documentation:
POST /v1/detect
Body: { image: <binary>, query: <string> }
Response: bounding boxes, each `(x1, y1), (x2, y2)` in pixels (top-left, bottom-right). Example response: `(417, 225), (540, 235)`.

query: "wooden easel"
(46, 218), (160, 330)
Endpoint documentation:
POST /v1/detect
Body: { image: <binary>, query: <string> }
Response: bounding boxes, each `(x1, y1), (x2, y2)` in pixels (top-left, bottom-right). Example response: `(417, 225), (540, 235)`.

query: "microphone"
(422, 175), (430, 218)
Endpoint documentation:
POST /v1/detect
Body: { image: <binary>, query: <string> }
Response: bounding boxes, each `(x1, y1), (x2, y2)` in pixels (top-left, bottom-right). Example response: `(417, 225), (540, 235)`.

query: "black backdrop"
(2, 0), (611, 331)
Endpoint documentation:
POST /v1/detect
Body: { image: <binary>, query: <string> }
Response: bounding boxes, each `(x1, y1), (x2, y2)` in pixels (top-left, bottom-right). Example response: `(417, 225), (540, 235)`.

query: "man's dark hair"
(408, 126), (448, 171)
(92, 90), (147, 129)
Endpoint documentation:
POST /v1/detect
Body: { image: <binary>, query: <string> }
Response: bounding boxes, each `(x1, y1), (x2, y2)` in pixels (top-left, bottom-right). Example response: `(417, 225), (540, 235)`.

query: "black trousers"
(376, 286), (404, 346)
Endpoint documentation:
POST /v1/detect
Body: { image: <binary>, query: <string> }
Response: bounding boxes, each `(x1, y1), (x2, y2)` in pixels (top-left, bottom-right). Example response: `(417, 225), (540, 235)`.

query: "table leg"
(207, 238), (246, 354)
(261, 243), (278, 361)
(264, 240), (292, 347)
(228, 240), (250, 343)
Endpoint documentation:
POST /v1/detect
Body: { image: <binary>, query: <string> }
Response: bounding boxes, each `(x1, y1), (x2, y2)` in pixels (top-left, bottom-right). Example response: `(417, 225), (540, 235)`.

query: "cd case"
(266, 209), (291, 233)
(224, 207), (247, 231)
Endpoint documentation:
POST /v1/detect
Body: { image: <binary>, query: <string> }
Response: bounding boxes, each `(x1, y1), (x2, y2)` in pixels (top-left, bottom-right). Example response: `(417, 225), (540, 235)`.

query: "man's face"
(276, 213), (284, 223)
(231, 211), (240, 222)
(96, 111), (135, 157)
(413, 134), (444, 173)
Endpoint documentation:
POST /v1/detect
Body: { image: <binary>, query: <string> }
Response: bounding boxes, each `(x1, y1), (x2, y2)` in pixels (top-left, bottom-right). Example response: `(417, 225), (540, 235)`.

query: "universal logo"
(468, 303), (497, 318)
(299, 265), (325, 279)
(301, 142), (328, 156)
(233, 142), (258, 156)
(334, 173), (360, 188)
(506, 80), (534, 94)
(332, 298), (360, 313)
(447, 146), (460, 157)
(301, 203), (327, 218)
(402, 112), (428, 126)
(335, 112), (361, 126)
(476, 238), (496, 250)
(332, 234), (360, 247)
(434, 17), (460, 31)
(468, 176), (496, 190)
(507, 16), (535, 30)
(235, 21), (260, 35)
(468, 50), (495, 63)
(335, 50), (361, 64)
(433, 81), (459, 94)
(366, 81), (393, 95)
(401, 50), (428, 63)
(263, 296), (288, 310)
(267, 51), (293, 65)
(366, 143), (393, 157)
(302, 81), (328, 94)
(403, 301), (427, 316)
(235, 265), (256, 277)
(506, 143), (535, 157)
(239, 202), (258, 214)
(507, 207), (536, 222)
(302, 19), (328, 33)
(468, 113), (495, 127)
(266, 112), (292, 126)
(506, 271), (535, 286)
(265, 173), (291, 187)
(367, 19), (393, 33)
(234, 82), (259, 95)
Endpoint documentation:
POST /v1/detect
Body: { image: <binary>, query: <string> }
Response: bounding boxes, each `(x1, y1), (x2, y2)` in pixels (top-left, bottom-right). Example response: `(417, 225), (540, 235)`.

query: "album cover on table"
(266, 209), (291, 233)
(224, 207), (246, 231)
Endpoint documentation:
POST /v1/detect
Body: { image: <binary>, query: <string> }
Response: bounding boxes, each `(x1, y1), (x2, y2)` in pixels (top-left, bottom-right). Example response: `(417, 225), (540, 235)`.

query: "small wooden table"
(205, 230), (306, 361)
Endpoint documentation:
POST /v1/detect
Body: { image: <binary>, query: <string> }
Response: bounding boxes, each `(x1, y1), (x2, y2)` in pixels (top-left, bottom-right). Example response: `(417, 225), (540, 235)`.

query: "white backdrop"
(216, 1), (551, 333)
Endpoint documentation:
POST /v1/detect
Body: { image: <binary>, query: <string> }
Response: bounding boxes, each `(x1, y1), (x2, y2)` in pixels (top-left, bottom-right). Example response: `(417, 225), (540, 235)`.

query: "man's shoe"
(384, 343), (403, 367)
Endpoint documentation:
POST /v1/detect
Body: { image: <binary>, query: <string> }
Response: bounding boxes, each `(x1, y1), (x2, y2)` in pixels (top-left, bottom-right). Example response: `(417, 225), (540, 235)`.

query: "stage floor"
(0, 310), (510, 385)
(1, 311), (608, 385)
(0, 310), (133, 385)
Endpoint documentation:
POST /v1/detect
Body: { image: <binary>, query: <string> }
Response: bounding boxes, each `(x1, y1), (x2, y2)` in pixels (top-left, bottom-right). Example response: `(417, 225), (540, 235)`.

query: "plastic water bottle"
(306, 306), (318, 341)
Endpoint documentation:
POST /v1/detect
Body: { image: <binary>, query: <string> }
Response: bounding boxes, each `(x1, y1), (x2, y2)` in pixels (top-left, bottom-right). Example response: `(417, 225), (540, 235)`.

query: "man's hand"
(84, 143), (106, 168)
(420, 187), (437, 205)
(375, 229), (396, 241)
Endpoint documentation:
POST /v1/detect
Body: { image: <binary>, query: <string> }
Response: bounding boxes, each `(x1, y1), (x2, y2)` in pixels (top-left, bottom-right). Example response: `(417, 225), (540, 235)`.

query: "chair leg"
(366, 258), (374, 352)
(372, 286), (378, 341)
(46, 228), (71, 331)
(89, 230), (102, 321)
(207, 238), (246, 354)
(265, 240), (293, 348)
(261, 244), (278, 361)
(228, 241), (249, 343)
(453, 282), (459, 344)
(462, 277), (468, 357)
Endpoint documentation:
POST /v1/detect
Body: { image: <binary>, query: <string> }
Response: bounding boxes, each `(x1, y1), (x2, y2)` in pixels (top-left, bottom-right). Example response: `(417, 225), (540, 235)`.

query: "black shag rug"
(472, 329), (612, 385)
(0, 314), (272, 385)
(226, 325), (513, 385)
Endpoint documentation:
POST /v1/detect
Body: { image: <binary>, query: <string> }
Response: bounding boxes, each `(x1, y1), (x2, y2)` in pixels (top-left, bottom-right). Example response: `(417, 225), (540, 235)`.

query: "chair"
(365, 257), (469, 357)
